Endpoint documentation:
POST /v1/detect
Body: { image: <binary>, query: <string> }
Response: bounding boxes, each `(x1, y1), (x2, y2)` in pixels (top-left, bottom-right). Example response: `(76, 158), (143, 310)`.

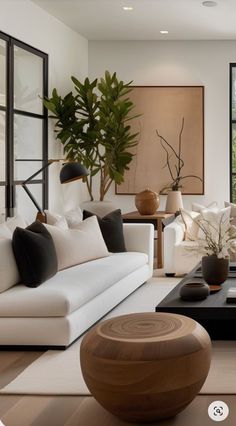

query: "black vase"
(201, 255), (229, 285)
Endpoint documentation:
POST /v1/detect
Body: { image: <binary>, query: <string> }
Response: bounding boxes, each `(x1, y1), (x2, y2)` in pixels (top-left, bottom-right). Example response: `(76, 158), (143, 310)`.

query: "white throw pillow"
(180, 209), (200, 240)
(198, 206), (231, 240)
(192, 201), (218, 213)
(45, 216), (109, 270)
(6, 214), (28, 233)
(44, 210), (68, 230)
(0, 239), (20, 292)
(225, 201), (236, 226)
(65, 207), (83, 228)
(0, 223), (13, 239)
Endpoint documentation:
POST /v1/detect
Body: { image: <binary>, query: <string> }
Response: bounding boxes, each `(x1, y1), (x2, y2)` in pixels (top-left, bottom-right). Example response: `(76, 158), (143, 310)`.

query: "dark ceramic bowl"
(180, 282), (210, 301)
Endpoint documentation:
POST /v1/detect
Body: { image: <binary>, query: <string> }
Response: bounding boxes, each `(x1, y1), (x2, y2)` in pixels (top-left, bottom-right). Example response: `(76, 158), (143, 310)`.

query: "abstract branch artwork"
(116, 86), (204, 195)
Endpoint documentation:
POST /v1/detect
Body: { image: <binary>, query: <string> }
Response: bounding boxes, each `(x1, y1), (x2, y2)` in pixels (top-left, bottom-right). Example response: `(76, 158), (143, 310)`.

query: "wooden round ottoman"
(80, 312), (211, 423)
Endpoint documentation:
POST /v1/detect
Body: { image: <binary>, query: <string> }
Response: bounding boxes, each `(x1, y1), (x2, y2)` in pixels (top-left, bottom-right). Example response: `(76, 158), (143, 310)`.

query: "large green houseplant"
(44, 71), (139, 201)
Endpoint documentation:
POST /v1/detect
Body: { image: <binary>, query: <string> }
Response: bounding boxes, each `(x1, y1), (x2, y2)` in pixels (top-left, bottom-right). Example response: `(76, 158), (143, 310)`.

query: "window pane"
(0, 186), (6, 222)
(232, 123), (236, 174)
(14, 160), (43, 181)
(232, 176), (236, 204)
(15, 184), (42, 223)
(0, 111), (5, 181)
(233, 68), (236, 121)
(14, 114), (43, 162)
(0, 39), (6, 107)
(14, 46), (43, 114)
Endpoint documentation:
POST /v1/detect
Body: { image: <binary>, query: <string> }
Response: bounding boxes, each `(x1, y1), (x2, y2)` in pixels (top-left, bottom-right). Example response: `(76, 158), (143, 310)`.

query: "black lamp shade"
(60, 162), (89, 184)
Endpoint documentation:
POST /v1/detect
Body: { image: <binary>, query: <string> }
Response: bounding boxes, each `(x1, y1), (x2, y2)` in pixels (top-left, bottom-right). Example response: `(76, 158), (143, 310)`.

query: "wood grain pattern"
(0, 348), (234, 425)
(80, 312), (211, 422)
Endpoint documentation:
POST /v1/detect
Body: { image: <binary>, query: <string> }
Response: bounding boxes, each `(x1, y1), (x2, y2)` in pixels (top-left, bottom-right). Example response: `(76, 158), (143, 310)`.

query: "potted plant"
(156, 117), (202, 213)
(43, 71), (139, 211)
(185, 208), (236, 285)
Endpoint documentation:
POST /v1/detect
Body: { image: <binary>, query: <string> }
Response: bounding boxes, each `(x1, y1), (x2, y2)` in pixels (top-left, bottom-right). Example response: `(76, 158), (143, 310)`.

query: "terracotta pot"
(201, 255), (229, 285)
(135, 189), (160, 215)
(165, 190), (183, 213)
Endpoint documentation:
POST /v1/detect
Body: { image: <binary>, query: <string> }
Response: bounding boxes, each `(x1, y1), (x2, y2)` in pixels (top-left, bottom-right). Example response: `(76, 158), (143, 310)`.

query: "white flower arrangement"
(183, 209), (236, 259)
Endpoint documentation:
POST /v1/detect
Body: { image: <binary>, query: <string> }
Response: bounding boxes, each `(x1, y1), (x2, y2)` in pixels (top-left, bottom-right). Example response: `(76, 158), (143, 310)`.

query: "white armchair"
(163, 218), (202, 276)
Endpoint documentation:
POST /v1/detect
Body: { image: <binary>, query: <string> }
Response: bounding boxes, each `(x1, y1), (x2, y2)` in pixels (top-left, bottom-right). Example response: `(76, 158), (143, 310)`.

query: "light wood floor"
(0, 351), (235, 426)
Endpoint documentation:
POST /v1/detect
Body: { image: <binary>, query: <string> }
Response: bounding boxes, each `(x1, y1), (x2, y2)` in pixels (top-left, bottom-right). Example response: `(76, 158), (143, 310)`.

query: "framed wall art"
(116, 86), (204, 195)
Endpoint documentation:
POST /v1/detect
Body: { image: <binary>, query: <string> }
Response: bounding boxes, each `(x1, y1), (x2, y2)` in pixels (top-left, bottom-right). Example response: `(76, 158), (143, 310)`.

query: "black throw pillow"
(83, 209), (126, 253)
(12, 221), (58, 287)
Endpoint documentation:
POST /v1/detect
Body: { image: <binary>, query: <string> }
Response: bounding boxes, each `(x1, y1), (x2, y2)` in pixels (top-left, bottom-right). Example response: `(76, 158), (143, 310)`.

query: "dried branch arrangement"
(156, 117), (202, 194)
(184, 210), (236, 259)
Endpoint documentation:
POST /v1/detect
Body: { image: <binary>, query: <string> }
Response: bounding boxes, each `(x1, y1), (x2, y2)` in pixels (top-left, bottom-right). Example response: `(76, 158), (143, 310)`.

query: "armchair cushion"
(180, 209), (200, 240)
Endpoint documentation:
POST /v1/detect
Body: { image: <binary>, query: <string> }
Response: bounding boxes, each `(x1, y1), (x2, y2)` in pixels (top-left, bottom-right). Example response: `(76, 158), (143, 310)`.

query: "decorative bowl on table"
(180, 279), (210, 301)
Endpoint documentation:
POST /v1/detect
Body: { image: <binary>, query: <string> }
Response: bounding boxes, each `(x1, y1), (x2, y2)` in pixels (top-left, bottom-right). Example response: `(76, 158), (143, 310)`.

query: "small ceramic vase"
(135, 189), (160, 215)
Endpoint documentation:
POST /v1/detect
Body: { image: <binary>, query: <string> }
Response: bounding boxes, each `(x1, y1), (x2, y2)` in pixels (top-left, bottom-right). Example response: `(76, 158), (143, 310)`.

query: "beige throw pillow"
(198, 206), (231, 240)
(45, 216), (109, 270)
(65, 207), (83, 228)
(192, 201), (218, 213)
(180, 209), (200, 240)
(0, 223), (12, 239)
(0, 239), (20, 292)
(6, 214), (28, 233)
(44, 210), (69, 229)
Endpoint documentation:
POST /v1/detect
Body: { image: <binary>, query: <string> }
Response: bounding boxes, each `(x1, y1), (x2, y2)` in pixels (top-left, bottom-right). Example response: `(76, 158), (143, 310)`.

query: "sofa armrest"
(123, 223), (154, 277)
(164, 221), (185, 275)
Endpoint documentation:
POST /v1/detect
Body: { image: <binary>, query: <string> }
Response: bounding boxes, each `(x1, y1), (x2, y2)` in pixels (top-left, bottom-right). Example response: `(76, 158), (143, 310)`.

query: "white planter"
(165, 191), (183, 213)
(81, 201), (118, 217)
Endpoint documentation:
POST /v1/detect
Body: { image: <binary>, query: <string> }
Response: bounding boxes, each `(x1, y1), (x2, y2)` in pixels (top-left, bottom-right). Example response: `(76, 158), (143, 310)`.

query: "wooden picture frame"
(116, 86), (204, 195)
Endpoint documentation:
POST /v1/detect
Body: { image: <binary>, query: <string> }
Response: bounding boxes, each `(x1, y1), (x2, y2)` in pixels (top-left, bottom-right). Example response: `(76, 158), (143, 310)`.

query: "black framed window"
(0, 31), (48, 221)
(230, 63), (236, 202)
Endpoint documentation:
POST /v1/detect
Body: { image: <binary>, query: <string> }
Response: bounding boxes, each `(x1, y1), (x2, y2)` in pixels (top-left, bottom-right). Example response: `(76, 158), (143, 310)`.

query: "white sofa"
(0, 223), (154, 348)
(164, 219), (201, 276)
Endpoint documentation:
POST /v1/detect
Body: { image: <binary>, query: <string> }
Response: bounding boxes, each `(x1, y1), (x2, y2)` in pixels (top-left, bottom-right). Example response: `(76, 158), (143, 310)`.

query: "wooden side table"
(122, 211), (174, 269)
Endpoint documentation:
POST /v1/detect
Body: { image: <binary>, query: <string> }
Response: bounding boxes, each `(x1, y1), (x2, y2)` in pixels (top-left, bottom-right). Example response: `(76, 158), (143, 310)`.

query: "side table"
(122, 211), (174, 269)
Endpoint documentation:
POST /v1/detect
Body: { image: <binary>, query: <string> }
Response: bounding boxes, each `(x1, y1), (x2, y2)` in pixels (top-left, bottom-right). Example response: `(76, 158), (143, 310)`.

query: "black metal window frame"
(230, 63), (236, 202)
(0, 30), (48, 218)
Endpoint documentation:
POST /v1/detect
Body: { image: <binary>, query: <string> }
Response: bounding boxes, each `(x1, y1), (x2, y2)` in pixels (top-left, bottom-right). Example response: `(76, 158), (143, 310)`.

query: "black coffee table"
(156, 263), (236, 339)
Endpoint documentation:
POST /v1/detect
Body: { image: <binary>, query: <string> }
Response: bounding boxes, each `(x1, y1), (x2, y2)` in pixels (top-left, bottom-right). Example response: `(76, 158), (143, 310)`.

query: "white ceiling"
(31, 0), (236, 41)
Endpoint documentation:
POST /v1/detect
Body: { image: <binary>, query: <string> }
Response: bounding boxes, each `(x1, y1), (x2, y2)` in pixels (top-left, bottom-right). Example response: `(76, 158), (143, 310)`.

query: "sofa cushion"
(6, 214), (28, 233)
(83, 209), (126, 252)
(175, 241), (202, 276)
(65, 207), (83, 228)
(198, 206), (231, 240)
(12, 221), (58, 287)
(0, 252), (148, 317)
(45, 216), (109, 271)
(0, 239), (20, 293)
(192, 201), (218, 213)
(45, 210), (69, 229)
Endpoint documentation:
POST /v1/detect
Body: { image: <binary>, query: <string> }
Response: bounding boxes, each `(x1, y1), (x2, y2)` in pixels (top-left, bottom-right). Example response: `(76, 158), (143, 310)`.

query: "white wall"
(0, 0), (88, 220)
(88, 40), (234, 212)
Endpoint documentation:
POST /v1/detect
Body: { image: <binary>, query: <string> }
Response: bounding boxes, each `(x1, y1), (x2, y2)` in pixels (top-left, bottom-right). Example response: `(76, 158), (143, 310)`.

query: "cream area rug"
(0, 276), (235, 395)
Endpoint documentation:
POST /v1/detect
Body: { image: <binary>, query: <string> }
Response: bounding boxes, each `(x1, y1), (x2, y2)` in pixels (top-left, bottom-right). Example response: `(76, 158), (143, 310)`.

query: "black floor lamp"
(18, 159), (89, 222)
